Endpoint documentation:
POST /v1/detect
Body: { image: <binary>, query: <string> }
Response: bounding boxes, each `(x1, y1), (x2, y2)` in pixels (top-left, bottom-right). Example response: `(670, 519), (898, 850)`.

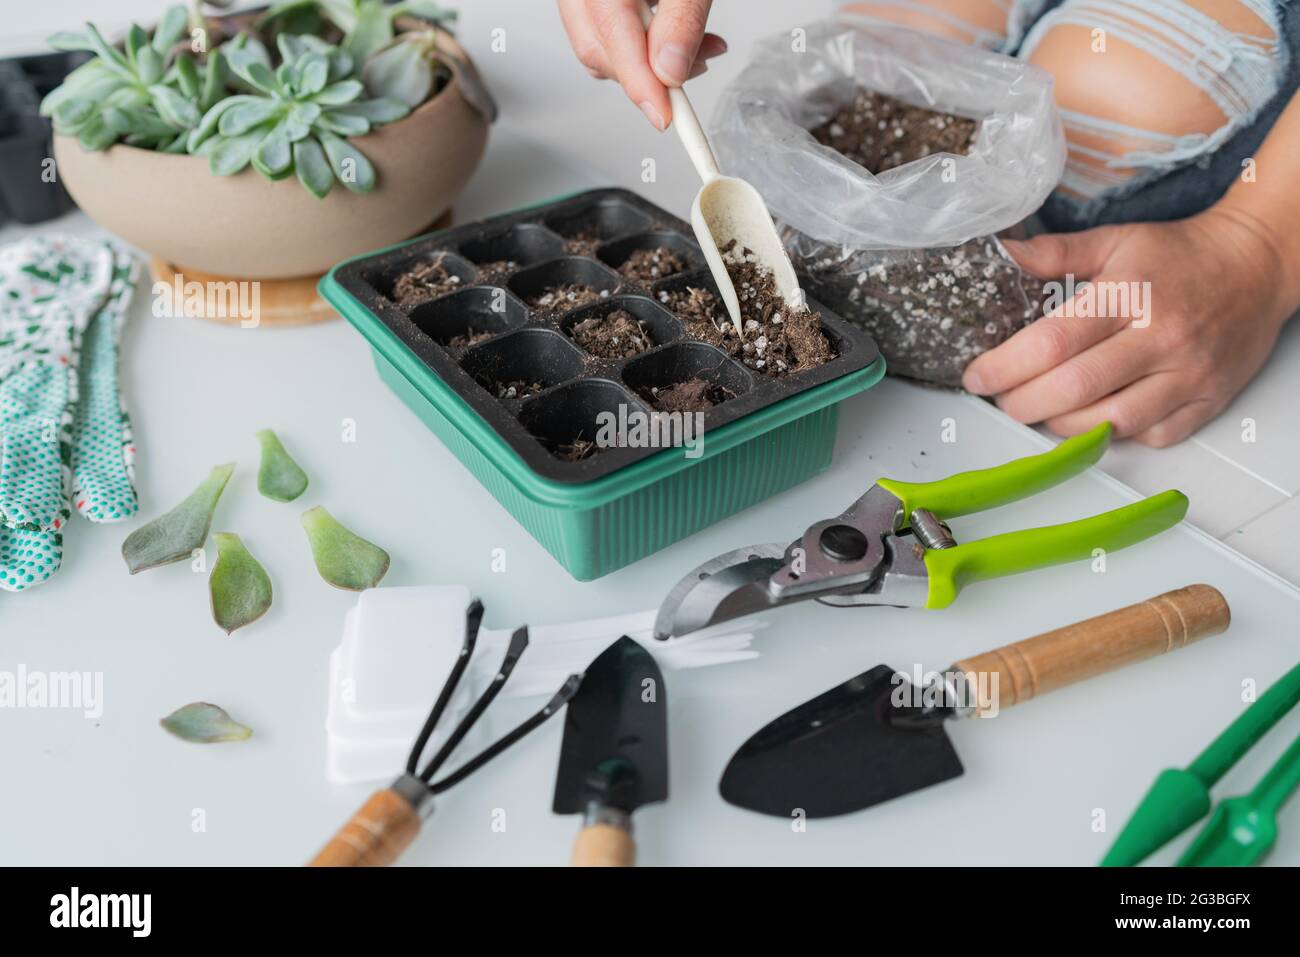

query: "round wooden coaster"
(148, 209), (455, 328)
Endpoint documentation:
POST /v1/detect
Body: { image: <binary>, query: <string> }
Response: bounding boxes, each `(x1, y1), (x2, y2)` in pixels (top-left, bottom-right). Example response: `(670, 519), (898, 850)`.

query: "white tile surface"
(1099, 435), (1289, 539)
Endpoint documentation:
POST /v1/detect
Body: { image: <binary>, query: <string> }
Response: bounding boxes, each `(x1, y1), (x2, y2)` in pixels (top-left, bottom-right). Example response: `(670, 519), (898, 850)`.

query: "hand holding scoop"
(636, 0), (803, 338)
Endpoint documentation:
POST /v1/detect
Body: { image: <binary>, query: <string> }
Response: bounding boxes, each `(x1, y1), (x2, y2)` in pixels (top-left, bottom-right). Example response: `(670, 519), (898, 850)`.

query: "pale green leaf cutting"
(160, 702), (253, 744)
(255, 429), (309, 501)
(122, 463), (235, 573)
(301, 506), (390, 590)
(210, 533), (273, 634)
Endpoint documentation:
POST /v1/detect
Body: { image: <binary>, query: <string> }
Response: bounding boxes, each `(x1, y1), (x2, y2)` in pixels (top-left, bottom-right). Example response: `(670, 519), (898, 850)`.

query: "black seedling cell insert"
(545, 197), (652, 243)
(459, 223), (566, 268)
(369, 249), (478, 304)
(461, 328), (586, 403)
(409, 285), (528, 347)
(598, 230), (703, 280)
(507, 256), (621, 311)
(518, 379), (651, 470)
(331, 188), (881, 483)
(623, 341), (754, 409)
(560, 295), (682, 358)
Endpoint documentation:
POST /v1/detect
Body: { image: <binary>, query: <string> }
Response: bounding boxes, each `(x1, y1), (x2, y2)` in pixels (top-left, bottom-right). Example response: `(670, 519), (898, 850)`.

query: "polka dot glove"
(0, 237), (140, 592)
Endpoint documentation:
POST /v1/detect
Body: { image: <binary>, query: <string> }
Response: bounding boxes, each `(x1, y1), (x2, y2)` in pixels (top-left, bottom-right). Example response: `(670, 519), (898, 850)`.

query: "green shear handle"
(923, 490), (1189, 609)
(879, 422), (1113, 524)
(875, 422), (1186, 609)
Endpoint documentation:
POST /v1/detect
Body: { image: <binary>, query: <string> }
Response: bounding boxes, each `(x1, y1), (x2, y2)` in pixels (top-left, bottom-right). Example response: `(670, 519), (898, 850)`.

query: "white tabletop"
(3, 1), (1298, 867)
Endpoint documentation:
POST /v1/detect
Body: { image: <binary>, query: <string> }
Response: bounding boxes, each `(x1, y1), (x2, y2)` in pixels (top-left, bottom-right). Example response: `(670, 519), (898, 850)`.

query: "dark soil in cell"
(553, 436), (599, 462)
(447, 329), (496, 348)
(658, 284), (727, 326)
(476, 260), (519, 279)
(570, 309), (654, 359)
(391, 255), (465, 307)
(493, 379), (546, 400)
(667, 243), (836, 378)
(646, 378), (734, 413)
(810, 89), (977, 174)
(527, 283), (606, 312)
(566, 232), (603, 257)
(618, 246), (689, 283)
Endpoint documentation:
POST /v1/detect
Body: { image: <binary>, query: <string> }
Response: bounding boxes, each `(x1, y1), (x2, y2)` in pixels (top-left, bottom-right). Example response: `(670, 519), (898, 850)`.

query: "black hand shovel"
(720, 586), (1229, 819)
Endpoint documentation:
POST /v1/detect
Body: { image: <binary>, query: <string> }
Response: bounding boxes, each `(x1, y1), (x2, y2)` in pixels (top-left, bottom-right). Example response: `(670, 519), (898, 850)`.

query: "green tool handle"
(1188, 661), (1300, 785)
(878, 422), (1111, 525)
(922, 489), (1188, 609)
(1249, 731), (1300, 816)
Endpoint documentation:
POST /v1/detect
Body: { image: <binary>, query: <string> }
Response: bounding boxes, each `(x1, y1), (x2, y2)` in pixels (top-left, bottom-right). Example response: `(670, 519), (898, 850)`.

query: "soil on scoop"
(447, 329), (496, 348)
(809, 89), (977, 174)
(645, 377), (734, 413)
(660, 243), (835, 377)
(619, 246), (689, 283)
(391, 255), (465, 307)
(527, 283), (607, 312)
(790, 233), (1046, 388)
(476, 260), (519, 279)
(569, 309), (655, 359)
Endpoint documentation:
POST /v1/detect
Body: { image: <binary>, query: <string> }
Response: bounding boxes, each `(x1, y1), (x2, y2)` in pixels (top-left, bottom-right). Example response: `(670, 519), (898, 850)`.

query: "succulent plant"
(40, 1), (458, 198)
(264, 0), (458, 63)
(190, 34), (409, 197)
(363, 29), (443, 108)
(42, 6), (208, 152)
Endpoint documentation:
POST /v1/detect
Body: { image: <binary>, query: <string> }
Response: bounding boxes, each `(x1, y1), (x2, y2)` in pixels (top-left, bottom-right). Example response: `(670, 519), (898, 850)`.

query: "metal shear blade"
(653, 543), (789, 640)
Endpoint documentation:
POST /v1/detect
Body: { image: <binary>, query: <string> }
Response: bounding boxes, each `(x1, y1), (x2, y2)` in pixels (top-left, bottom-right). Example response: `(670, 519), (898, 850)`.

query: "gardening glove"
(0, 236), (140, 592)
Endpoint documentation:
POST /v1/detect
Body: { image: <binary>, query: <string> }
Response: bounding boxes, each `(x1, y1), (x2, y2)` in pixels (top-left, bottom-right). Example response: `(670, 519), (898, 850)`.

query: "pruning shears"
(654, 422), (1188, 639)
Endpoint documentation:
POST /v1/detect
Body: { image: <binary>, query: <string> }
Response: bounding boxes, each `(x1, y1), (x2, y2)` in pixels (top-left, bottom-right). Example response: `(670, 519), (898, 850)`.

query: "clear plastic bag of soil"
(786, 232), (1045, 386)
(710, 17), (1066, 387)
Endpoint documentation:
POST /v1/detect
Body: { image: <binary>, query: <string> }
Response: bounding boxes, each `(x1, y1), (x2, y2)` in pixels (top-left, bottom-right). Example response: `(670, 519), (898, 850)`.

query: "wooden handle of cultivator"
(952, 584), (1230, 715)
(309, 789), (422, 867)
(571, 824), (636, 867)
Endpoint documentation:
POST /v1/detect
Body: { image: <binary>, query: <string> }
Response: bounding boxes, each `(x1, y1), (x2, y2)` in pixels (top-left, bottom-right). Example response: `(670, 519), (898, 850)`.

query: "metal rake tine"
(419, 624), (530, 783)
(406, 599), (484, 775)
(431, 673), (583, 794)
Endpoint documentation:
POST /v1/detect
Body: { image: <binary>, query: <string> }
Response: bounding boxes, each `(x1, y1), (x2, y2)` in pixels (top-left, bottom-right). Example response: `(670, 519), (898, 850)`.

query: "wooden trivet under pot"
(150, 209), (454, 328)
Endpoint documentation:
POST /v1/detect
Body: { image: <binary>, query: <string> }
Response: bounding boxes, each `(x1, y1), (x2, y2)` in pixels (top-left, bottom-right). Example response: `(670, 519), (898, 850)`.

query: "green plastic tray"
(320, 193), (886, 580)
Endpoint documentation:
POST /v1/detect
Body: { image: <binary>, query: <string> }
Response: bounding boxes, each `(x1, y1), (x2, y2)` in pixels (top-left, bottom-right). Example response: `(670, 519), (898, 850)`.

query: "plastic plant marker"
(160, 702), (252, 743)
(121, 463), (235, 573)
(209, 532), (273, 634)
(1102, 660), (1300, 866)
(1178, 730), (1300, 867)
(255, 428), (309, 502)
(301, 505), (390, 590)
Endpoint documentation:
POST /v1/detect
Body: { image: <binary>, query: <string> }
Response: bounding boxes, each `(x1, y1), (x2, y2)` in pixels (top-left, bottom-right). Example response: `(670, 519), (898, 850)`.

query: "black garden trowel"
(720, 586), (1229, 818)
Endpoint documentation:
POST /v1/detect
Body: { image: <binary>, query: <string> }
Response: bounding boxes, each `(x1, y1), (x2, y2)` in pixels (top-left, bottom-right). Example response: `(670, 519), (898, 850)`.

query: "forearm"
(1213, 89), (1300, 313)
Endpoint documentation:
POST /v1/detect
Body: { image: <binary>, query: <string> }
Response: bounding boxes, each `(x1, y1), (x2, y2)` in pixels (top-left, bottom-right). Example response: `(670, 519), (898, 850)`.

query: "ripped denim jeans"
(841, 0), (1297, 230)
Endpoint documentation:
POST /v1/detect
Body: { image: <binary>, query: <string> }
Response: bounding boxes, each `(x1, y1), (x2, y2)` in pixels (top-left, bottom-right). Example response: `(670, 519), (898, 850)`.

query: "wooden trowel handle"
(952, 584), (1229, 714)
(309, 788), (423, 867)
(571, 823), (636, 867)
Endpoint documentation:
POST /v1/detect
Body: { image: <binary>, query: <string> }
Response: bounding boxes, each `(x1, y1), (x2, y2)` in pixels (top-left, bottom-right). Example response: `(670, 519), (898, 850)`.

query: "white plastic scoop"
(637, 1), (803, 337)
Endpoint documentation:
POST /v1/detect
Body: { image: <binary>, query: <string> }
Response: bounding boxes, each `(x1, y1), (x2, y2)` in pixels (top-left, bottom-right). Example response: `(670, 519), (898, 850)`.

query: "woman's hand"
(962, 207), (1299, 447)
(557, 0), (726, 130)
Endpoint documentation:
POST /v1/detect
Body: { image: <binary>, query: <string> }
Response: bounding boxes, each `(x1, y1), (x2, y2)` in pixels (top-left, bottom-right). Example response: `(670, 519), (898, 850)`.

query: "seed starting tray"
(323, 188), (885, 579)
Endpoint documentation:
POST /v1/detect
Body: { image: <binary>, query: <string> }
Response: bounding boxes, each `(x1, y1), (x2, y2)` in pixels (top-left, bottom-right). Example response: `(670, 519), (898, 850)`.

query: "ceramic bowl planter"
(54, 29), (489, 281)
